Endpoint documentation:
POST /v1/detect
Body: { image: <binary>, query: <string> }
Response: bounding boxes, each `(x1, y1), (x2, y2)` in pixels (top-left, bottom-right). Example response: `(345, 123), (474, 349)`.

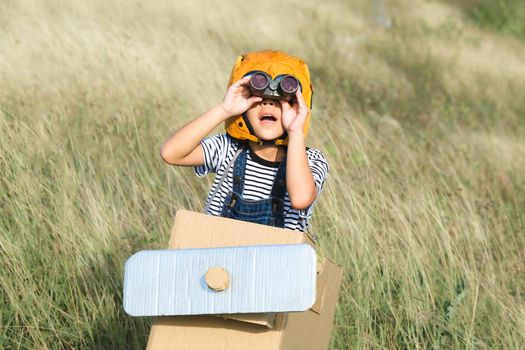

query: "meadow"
(1, 0), (524, 348)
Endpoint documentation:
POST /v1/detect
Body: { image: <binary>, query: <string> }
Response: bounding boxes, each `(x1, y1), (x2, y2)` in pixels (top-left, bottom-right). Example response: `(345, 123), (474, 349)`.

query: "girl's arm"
(160, 105), (229, 166)
(281, 91), (317, 210)
(160, 76), (262, 166)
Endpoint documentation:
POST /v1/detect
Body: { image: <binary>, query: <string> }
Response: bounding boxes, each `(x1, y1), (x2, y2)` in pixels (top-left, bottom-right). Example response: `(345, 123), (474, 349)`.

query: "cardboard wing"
(123, 244), (317, 316)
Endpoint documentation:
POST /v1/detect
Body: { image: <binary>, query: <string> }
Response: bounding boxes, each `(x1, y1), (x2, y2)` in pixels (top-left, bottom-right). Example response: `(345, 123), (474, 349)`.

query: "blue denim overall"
(220, 147), (287, 228)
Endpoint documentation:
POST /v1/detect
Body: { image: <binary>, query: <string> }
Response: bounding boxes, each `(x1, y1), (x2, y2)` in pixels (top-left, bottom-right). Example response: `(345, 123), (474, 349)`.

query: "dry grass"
(1, 0), (524, 348)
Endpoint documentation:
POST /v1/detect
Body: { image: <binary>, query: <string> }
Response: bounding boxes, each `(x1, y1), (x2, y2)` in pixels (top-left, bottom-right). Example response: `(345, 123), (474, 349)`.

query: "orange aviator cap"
(225, 50), (313, 145)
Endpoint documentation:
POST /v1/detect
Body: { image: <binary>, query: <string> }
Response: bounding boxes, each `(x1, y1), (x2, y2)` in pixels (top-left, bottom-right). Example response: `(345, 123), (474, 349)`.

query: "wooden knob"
(205, 267), (230, 291)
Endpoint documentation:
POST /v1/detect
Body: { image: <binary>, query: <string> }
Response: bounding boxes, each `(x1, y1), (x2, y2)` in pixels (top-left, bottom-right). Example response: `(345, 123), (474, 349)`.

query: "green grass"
(468, 0), (525, 40)
(1, 0), (524, 348)
(441, 0), (525, 40)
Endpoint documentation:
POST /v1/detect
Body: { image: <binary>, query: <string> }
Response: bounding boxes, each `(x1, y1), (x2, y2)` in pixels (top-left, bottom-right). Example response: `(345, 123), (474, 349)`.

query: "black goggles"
(245, 71), (301, 102)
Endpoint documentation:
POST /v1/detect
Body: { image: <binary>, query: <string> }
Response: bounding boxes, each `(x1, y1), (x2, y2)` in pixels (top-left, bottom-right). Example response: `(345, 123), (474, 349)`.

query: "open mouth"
(260, 114), (277, 122)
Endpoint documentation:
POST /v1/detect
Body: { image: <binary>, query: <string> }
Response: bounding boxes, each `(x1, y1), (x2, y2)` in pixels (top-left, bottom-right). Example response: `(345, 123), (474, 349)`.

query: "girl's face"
(244, 99), (285, 141)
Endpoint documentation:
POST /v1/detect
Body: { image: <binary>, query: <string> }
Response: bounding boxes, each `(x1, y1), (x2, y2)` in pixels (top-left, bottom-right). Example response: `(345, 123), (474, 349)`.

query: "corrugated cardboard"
(168, 210), (315, 249)
(147, 210), (343, 350)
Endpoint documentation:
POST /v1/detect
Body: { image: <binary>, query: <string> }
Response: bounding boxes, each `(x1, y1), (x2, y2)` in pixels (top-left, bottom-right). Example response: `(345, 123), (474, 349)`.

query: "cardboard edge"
(123, 251), (150, 317)
(171, 210), (317, 248)
(218, 313), (278, 329)
(310, 257), (343, 315)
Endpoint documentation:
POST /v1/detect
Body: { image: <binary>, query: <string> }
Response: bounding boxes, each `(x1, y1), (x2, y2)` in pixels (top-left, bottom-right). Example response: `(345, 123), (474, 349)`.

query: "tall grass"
(443, 0), (525, 40)
(1, 0), (524, 348)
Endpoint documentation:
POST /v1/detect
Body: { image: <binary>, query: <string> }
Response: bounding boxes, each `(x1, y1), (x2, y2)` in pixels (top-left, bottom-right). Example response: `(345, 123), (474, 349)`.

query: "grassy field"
(1, 0), (524, 348)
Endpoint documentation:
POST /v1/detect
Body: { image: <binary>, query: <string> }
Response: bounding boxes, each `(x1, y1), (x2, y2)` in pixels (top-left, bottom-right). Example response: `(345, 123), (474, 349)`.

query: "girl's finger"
(248, 96), (262, 105)
(295, 90), (307, 109)
(238, 76), (251, 86)
(231, 76), (250, 89)
(280, 100), (291, 112)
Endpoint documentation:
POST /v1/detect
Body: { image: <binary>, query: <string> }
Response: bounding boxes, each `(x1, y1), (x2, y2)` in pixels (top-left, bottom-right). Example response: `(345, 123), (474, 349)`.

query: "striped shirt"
(194, 134), (329, 232)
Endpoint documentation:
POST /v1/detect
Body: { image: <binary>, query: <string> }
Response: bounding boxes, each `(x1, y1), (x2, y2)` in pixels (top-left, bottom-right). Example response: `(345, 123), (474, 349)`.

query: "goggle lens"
(280, 75), (299, 94)
(250, 73), (269, 90)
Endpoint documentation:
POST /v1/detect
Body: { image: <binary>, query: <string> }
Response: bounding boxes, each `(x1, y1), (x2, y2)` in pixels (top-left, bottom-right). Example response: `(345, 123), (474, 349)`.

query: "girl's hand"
(219, 76), (262, 117)
(281, 90), (309, 133)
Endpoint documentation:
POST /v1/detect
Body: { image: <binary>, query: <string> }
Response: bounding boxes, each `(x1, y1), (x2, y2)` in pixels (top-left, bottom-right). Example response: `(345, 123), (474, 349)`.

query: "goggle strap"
(241, 112), (256, 137)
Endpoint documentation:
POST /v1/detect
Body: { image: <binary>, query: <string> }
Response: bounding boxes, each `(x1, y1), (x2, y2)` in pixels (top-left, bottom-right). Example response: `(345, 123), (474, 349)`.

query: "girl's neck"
(248, 141), (286, 162)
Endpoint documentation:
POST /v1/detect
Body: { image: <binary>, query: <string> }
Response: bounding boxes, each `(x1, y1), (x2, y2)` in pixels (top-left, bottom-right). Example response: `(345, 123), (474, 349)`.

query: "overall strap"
(231, 146), (248, 195)
(270, 156), (287, 200)
(204, 143), (246, 214)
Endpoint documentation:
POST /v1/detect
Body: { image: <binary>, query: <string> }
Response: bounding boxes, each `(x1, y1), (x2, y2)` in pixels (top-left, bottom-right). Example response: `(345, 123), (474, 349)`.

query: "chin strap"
(241, 113), (288, 145)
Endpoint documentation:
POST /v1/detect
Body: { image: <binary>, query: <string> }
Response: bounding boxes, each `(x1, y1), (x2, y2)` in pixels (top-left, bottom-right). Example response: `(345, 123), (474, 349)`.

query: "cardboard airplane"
(124, 210), (343, 350)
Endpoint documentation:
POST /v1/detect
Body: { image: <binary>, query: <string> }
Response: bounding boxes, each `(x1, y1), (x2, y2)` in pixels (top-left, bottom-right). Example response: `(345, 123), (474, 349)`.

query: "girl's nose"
(261, 99), (276, 106)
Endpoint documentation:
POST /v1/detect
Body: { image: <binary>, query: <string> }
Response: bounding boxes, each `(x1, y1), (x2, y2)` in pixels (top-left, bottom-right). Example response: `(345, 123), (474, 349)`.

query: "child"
(160, 50), (328, 232)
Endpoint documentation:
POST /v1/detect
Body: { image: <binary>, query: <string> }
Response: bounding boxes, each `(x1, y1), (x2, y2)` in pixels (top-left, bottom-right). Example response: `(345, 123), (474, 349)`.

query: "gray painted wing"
(123, 244), (316, 316)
